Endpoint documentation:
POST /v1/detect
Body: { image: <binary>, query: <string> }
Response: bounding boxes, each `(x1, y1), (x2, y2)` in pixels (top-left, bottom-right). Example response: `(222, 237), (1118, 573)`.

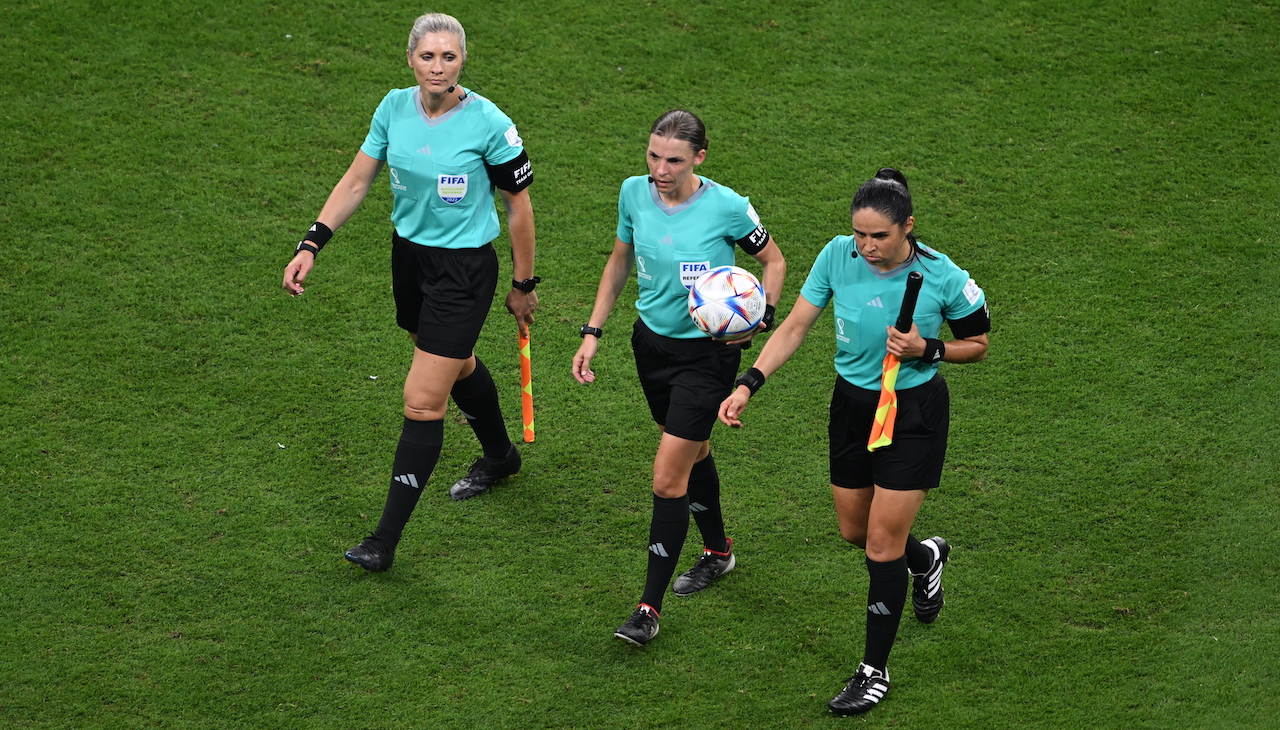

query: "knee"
(651, 477), (687, 500)
(863, 533), (905, 562)
(403, 391), (447, 421)
(840, 525), (867, 548)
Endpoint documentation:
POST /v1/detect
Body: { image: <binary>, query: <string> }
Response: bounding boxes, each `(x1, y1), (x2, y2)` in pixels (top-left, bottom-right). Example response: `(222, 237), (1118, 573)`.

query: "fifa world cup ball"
(687, 265), (766, 339)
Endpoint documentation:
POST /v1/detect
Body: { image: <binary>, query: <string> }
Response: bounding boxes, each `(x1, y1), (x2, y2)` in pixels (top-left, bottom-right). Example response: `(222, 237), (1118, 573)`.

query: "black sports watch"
(295, 242), (319, 257)
(512, 276), (542, 292)
(580, 324), (603, 338)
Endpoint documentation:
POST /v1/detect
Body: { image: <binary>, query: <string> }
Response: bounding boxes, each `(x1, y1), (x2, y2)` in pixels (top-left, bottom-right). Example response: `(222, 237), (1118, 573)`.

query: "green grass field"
(2, 0), (1278, 727)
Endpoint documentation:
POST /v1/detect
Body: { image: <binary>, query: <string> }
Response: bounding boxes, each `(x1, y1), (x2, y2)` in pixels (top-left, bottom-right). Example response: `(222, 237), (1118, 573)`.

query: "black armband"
(735, 367), (766, 396)
(734, 224), (770, 255)
(302, 221), (333, 251)
(921, 338), (946, 364)
(760, 304), (776, 331)
(946, 303), (991, 339)
(486, 150), (533, 193)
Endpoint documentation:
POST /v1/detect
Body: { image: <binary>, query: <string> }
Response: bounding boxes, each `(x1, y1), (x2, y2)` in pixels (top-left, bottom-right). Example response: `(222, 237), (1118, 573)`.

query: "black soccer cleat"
(828, 663), (891, 716)
(448, 444), (521, 501)
(912, 536), (950, 623)
(672, 538), (736, 596)
(344, 534), (395, 572)
(613, 603), (660, 647)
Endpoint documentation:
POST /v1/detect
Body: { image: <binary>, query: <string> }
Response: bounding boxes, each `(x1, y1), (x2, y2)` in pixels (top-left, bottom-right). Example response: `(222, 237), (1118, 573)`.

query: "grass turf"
(1, 0), (1278, 727)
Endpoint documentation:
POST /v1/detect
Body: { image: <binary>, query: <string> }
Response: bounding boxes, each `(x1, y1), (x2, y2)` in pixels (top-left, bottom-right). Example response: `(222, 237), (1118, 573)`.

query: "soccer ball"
(687, 265), (766, 339)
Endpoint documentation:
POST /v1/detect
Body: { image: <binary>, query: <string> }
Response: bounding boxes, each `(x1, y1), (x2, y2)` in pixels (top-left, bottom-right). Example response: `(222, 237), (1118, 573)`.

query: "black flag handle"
(894, 271), (924, 333)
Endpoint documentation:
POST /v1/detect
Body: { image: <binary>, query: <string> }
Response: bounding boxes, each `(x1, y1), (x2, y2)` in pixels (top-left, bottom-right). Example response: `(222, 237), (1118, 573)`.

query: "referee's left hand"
(506, 288), (538, 337)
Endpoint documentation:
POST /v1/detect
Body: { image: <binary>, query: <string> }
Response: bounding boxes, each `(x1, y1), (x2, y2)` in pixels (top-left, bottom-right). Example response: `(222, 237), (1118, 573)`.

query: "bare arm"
(752, 237), (786, 308)
(498, 187), (538, 335)
(282, 151), (384, 296)
(718, 294), (825, 426)
(572, 238), (634, 384)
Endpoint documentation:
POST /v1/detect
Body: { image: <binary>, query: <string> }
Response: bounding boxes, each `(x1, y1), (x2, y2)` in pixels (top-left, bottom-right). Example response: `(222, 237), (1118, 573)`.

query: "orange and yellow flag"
(518, 328), (535, 443)
(867, 352), (901, 451)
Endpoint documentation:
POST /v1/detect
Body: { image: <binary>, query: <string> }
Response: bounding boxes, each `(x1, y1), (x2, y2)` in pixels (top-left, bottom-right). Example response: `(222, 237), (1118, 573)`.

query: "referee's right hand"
(718, 386), (752, 428)
(282, 250), (315, 297)
(572, 337), (599, 384)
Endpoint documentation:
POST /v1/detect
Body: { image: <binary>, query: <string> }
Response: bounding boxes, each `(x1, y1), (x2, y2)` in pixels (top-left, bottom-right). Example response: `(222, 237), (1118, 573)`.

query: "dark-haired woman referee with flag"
(719, 168), (990, 716)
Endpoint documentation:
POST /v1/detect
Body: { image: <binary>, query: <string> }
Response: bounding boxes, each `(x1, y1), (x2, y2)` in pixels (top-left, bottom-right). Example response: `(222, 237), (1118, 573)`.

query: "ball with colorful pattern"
(687, 265), (766, 339)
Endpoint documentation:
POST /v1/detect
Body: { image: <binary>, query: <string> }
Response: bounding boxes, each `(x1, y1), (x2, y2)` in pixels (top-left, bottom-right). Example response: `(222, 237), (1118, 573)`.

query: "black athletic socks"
(450, 357), (512, 459)
(904, 534), (933, 575)
(373, 418), (444, 544)
(639, 494), (691, 614)
(863, 554), (909, 671)
(686, 453), (728, 554)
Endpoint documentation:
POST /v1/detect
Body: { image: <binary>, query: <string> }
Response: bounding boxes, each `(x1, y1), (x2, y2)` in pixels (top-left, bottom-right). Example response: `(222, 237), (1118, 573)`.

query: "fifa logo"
(836, 317), (850, 344)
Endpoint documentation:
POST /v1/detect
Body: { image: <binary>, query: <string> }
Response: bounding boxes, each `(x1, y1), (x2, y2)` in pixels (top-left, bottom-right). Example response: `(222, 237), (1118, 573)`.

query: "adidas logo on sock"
(394, 474), (420, 488)
(868, 601), (892, 615)
(689, 502), (708, 513)
(648, 543), (669, 557)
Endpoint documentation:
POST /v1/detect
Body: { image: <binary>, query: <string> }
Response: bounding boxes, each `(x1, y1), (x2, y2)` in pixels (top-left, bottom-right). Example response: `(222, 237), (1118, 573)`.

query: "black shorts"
(829, 373), (950, 491)
(631, 318), (742, 442)
(391, 231), (498, 359)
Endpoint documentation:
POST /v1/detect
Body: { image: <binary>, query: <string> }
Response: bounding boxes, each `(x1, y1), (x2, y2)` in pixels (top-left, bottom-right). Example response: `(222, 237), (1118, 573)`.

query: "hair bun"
(875, 167), (909, 190)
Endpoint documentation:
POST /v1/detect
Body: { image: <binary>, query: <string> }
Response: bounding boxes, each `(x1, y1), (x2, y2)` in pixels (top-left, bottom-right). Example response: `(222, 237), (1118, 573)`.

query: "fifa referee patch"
(438, 174), (468, 204)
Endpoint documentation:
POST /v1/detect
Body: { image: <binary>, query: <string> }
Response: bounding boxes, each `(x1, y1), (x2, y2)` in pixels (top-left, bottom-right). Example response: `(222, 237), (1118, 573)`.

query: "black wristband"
(760, 304), (776, 331)
(580, 324), (603, 338)
(921, 338), (946, 364)
(294, 242), (319, 257)
(302, 221), (333, 251)
(735, 367), (766, 395)
(513, 276), (542, 292)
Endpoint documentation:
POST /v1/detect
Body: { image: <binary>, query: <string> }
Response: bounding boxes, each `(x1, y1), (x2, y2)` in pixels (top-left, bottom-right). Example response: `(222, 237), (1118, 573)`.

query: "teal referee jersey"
(616, 175), (764, 339)
(800, 236), (986, 390)
(361, 87), (526, 249)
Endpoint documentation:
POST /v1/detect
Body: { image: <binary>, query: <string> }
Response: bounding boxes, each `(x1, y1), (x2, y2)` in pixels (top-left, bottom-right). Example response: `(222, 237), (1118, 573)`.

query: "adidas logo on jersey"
(867, 297), (885, 308)
(393, 474), (420, 488)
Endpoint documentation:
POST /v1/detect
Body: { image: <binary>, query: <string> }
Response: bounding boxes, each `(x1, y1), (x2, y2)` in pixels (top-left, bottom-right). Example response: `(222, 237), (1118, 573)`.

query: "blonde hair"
(407, 13), (466, 57)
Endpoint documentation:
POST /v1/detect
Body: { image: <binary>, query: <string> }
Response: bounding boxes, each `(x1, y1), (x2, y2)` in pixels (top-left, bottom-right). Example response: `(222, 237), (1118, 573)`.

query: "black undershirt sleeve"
(946, 303), (991, 339)
(485, 150), (533, 193)
(733, 224), (770, 255)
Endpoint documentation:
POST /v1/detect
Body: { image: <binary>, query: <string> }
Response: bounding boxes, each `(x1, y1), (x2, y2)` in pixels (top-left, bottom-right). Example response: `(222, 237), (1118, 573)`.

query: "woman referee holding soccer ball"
(281, 13), (539, 572)
(719, 168), (990, 715)
(571, 110), (786, 646)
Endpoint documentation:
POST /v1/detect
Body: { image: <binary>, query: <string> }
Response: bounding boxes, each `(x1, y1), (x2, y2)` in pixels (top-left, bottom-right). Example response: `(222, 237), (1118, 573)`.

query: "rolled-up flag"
(868, 271), (924, 451)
